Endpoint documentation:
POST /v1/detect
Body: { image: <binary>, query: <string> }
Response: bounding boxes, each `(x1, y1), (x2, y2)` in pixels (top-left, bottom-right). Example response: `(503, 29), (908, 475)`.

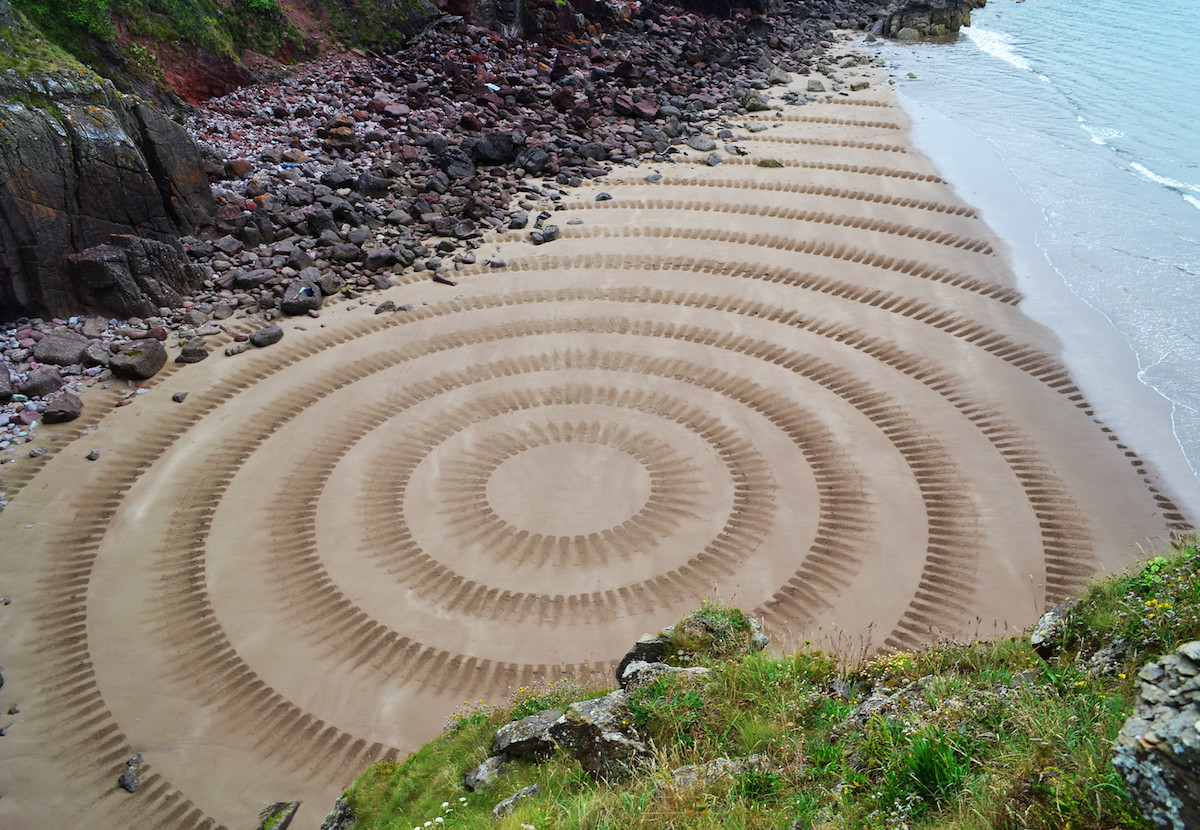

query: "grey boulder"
(33, 331), (91, 366)
(110, 338), (167, 380)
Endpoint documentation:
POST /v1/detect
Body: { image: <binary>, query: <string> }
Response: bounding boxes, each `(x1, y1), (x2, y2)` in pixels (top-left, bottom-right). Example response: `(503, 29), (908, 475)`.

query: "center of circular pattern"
(485, 441), (652, 538)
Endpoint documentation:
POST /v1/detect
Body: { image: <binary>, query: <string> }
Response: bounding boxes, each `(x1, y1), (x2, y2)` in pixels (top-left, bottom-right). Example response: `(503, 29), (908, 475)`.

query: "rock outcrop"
(1113, 641), (1200, 829)
(873, 0), (985, 40)
(0, 13), (214, 319)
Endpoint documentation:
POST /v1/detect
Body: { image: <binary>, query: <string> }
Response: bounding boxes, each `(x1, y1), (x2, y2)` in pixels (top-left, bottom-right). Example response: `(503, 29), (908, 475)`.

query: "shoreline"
(1, 25), (1196, 830)
(897, 90), (1200, 522)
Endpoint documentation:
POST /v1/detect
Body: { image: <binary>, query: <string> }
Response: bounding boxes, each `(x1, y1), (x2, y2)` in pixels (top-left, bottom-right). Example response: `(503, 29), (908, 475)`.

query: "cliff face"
(874, 0), (984, 39)
(0, 64), (214, 318)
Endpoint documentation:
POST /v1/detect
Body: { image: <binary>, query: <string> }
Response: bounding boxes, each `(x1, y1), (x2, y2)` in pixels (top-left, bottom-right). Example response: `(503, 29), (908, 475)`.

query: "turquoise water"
(871, 0), (1200, 516)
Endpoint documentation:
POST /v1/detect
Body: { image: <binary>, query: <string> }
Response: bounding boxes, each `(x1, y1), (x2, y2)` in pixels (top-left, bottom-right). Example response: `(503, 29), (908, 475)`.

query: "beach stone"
(118, 753), (142, 793)
(436, 147), (477, 181)
(687, 135), (717, 152)
(851, 81), (871, 91)
(1114, 642), (1200, 829)
(321, 162), (355, 189)
(464, 754), (511, 792)
(491, 784), (540, 819)
(0, 368), (12, 403)
(42, 392), (83, 423)
(806, 78), (826, 92)
(355, 172), (392, 197)
(492, 708), (563, 760)
(81, 317), (109, 338)
(175, 338), (209, 364)
(280, 281), (323, 315)
(467, 130), (522, 163)
(740, 90), (771, 112)
(250, 324), (284, 348)
(235, 268), (276, 289)
(515, 145), (550, 175)
(181, 309), (208, 327)
(110, 339), (167, 380)
(19, 366), (64, 398)
(33, 331), (90, 366)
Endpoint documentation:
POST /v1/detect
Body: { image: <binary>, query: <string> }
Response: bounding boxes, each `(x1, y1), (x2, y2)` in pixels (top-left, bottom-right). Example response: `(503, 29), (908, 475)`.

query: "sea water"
(870, 0), (1200, 517)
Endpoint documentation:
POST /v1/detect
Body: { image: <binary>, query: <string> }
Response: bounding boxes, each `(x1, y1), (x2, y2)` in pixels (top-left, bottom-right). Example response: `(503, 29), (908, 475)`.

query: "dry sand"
(0, 67), (1191, 829)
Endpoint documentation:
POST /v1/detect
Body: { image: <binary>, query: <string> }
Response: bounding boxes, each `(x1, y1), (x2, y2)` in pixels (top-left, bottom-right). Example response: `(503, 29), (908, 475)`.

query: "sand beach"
(0, 57), (1191, 829)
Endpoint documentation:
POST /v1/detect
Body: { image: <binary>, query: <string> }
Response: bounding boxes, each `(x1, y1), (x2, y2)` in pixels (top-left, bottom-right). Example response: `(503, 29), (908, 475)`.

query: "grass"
(336, 541), (1200, 829)
(11, 0), (302, 85)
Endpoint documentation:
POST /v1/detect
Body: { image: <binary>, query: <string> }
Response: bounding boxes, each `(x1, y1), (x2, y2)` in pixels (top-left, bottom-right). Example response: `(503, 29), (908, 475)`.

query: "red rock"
(147, 326), (168, 341)
(633, 99), (660, 119)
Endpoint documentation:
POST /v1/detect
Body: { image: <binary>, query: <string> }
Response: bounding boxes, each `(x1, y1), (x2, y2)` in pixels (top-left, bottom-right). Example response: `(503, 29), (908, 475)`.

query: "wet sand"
(0, 68), (1190, 829)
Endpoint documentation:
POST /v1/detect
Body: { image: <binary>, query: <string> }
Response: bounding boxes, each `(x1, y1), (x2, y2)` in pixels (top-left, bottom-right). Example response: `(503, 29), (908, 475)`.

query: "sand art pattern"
(0, 92), (1191, 829)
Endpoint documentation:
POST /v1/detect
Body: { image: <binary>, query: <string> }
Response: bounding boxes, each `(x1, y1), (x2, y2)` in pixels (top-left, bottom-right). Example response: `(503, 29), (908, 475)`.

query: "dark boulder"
(19, 366), (64, 398)
(280, 281), (324, 315)
(66, 236), (203, 319)
(321, 162), (356, 190)
(33, 331), (91, 366)
(110, 338), (167, 380)
(436, 147), (477, 181)
(42, 391), (84, 423)
(465, 130), (524, 164)
(175, 338), (209, 364)
(250, 324), (284, 347)
(875, 0), (986, 39)
(0, 65), (213, 318)
(515, 145), (550, 175)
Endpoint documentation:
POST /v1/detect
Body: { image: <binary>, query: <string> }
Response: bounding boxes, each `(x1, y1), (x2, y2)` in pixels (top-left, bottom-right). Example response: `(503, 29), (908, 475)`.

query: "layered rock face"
(874, 0), (984, 39)
(0, 67), (214, 318)
(1114, 641), (1200, 830)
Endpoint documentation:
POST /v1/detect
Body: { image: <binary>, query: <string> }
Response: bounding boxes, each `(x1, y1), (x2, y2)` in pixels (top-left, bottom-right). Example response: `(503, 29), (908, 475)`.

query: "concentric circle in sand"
(0, 87), (1190, 830)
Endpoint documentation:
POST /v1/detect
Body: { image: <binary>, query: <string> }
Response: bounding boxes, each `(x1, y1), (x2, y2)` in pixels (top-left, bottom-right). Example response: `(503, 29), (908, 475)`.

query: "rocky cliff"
(874, 0), (984, 39)
(0, 1), (215, 318)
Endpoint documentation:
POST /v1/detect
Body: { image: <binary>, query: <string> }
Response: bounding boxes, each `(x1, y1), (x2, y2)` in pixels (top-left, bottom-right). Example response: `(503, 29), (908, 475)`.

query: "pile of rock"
(0, 0), (892, 485)
(1114, 641), (1200, 830)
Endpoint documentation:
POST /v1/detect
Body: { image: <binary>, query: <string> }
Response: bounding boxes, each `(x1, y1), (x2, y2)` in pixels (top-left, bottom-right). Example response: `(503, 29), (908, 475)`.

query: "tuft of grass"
(337, 539), (1200, 830)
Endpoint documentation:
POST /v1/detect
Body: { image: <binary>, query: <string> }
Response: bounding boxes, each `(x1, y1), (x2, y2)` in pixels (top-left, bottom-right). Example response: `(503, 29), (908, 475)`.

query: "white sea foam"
(1078, 117), (1124, 146)
(964, 27), (1032, 72)
(1130, 162), (1200, 209)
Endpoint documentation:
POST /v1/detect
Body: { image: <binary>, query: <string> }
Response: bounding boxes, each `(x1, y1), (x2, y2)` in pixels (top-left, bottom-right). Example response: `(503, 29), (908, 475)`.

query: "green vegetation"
(11, 0), (301, 85)
(0, 2), (94, 77)
(338, 541), (1200, 829)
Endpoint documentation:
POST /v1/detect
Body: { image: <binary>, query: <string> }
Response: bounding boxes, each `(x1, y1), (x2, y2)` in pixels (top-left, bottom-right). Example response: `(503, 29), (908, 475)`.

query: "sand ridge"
(0, 73), (1191, 829)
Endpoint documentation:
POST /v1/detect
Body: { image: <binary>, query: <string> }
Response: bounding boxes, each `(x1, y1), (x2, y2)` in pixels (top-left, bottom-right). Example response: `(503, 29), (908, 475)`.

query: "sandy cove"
(0, 62), (1192, 829)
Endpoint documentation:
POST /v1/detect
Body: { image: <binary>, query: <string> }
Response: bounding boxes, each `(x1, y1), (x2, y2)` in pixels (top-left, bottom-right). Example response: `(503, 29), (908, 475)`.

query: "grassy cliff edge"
(336, 539), (1200, 829)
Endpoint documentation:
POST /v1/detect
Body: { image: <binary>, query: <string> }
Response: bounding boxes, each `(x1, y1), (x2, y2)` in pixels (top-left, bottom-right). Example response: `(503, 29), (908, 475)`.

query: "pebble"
(0, 0), (882, 508)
